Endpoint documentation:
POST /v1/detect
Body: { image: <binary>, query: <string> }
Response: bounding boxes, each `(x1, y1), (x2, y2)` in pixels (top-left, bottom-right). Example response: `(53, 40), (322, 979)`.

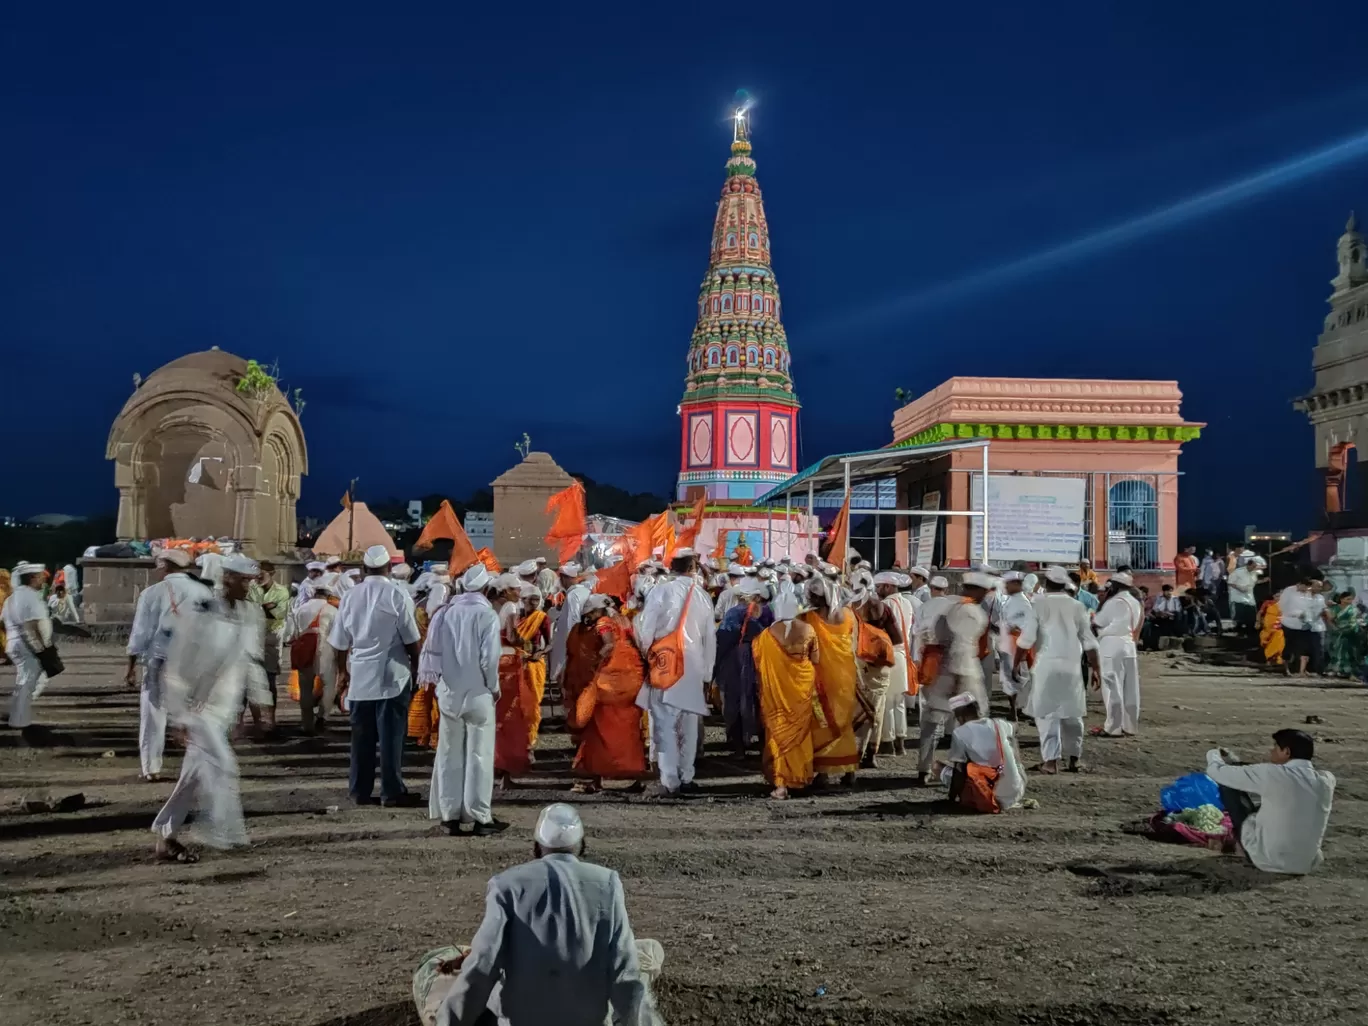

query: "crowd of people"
(0, 542), (1338, 869)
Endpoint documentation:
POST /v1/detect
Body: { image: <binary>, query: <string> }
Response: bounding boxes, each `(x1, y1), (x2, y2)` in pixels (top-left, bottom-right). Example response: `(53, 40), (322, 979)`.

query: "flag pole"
(347, 477), (358, 554)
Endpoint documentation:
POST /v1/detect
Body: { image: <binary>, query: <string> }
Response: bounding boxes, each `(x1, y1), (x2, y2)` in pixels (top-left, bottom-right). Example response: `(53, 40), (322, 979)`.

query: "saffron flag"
(593, 559), (633, 601)
(824, 490), (852, 570)
(414, 499), (480, 574)
(710, 529), (729, 563)
(476, 547), (502, 574)
(544, 480), (588, 563)
(675, 494), (708, 550)
(340, 489), (352, 510)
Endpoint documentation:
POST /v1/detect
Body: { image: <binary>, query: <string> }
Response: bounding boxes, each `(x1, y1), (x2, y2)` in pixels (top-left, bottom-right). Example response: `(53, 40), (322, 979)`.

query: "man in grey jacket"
(438, 804), (660, 1026)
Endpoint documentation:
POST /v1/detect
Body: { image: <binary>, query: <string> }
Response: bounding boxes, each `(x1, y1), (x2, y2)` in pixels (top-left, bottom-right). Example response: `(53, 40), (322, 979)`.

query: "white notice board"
(970, 475), (1087, 564)
(912, 491), (939, 567)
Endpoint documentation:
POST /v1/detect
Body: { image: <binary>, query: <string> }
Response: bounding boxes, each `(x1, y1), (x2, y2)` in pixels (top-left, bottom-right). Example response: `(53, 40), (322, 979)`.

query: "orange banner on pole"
(475, 547), (502, 574)
(414, 499), (480, 574)
(544, 480), (588, 563)
(675, 494), (708, 550)
(824, 490), (852, 570)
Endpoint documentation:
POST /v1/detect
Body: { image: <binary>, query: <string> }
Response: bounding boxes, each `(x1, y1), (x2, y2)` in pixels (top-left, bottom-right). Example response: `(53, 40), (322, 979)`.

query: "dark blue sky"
(7, 4), (1368, 535)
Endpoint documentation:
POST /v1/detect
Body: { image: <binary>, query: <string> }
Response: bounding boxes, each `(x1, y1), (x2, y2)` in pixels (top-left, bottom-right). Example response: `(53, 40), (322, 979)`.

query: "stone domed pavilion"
(105, 348), (308, 557)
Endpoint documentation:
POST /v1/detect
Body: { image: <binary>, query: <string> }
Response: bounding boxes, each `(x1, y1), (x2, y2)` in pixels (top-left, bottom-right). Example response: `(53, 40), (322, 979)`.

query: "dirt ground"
(1, 644), (1364, 1026)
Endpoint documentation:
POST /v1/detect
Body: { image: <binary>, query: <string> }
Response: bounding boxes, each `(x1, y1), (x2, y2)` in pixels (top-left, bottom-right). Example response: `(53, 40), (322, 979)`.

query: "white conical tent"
(311, 502), (399, 558)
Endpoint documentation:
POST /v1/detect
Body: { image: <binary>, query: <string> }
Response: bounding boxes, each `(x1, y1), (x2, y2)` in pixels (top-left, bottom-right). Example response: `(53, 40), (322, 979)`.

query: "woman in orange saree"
(1258, 597), (1285, 666)
(516, 592), (552, 749)
(407, 603), (440, 748)
(799, 579), (860, 787)
(561, 619), (600, 741)
(753, 593), (817, 799)
(569, 596), (647, 792)
(492, 581), (532, 785)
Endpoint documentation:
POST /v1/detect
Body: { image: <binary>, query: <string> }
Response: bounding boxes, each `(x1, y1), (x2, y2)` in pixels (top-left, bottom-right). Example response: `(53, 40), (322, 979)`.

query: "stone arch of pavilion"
(106, 349), (308, 556)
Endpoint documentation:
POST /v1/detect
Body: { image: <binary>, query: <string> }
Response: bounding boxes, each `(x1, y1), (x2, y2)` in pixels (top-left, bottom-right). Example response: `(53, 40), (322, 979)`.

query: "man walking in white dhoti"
(1016, 565), (1100, 774)
(1092, 572), (1143, 737)
(126, 548), (211, 781)
(151, 554), (271, 862)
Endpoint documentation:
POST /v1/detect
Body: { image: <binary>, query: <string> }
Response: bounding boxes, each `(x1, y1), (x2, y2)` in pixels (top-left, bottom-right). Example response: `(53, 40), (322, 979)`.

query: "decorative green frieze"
(890, 421), (1203, 448)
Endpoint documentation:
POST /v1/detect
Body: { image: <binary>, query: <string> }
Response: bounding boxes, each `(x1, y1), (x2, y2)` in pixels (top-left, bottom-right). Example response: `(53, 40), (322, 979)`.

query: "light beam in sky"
(814, 127), (1368, 335)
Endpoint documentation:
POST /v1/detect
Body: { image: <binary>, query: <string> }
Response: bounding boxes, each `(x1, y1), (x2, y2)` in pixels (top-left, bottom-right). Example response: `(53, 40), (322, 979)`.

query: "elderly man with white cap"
(284, 572), (343, 735)
(908, 566), (932, 605)
(2, 561), (57, 741)
(293, 560), (327, 610)
(433, 803), (660, 1026)
(426, 563), (452, 616)
(151, 552), (270, 862)
(1092, 572), (1144, 737)
(328, 544), (422, 807)
(549, 562), (591, 683)
(874, 572), (917, 755)
(422, 562), (507, 836)
(126, 548), (212, 779)
(993, 571), (1037, 721)
(914, 572), (993, 785)
(932, 691), (1027, 812)
(635, 547), (715, 796)
(1015, 565), (1100, 773)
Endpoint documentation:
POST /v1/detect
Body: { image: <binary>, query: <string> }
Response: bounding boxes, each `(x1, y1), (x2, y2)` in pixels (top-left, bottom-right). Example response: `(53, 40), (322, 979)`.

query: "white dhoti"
(429, 690), (496, 826)
(151, 716), (246, 848)
(5, 642), (45, 729)
(1037, 714), (1083, 762)
(882, 649), (910, 742)
(139, 660), (168, 777)
(1098, 636), (1140, 736)
(5, 642), (45, 733)
(855, 661), (892, 754)
(917, 670), (957, 775)
(295, 656), (338, 733)
(647, 701), (699, 792)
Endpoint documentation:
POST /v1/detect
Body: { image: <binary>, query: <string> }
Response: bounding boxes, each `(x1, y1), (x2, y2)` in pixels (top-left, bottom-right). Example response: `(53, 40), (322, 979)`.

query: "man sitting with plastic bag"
(933, 692), (1027, 813)
(1205, 729), (1335, 875)
(413, 803), (663, 1026)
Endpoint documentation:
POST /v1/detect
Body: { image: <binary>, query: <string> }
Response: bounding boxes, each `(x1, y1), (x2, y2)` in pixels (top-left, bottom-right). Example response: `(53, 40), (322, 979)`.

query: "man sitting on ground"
(1204, 729), (1335, 875)
(424, 804), (661, 1026)
(933, 692), (1026, 813)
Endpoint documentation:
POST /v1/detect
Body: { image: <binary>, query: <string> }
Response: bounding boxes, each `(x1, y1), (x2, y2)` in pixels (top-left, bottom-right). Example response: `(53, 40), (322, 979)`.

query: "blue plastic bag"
(1160, 771), (1224, 813)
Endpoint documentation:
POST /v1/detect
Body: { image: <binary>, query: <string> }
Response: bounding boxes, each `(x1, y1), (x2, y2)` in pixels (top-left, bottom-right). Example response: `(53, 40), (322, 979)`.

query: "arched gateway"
(105, 349), (308, 557)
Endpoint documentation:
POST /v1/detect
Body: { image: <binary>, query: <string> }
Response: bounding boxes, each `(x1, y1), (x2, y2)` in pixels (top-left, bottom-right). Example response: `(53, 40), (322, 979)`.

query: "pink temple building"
(889, 377), (1204, 573)
(676, 108), (816, 561)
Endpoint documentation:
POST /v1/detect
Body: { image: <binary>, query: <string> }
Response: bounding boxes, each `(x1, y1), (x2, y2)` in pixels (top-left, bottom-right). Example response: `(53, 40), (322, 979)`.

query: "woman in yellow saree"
(1258, 597), (1284, 666)
(515, 590), (551, 748)
(753, 593), (818, 799)
(798, 578), (860, 787)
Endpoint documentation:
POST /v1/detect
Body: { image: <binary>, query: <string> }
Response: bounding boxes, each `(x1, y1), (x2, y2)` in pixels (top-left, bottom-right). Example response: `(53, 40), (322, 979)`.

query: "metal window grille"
(1106, 474), (1161, 571)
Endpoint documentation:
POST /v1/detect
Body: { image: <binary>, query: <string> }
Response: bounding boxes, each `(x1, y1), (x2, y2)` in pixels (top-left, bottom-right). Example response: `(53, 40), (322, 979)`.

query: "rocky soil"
(1, 645), (1364, 1026)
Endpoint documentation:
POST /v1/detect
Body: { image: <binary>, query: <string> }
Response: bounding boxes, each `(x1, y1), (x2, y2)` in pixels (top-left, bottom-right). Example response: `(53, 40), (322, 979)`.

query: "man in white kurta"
(994, 572), (1037, 718)
(915, 574), (992, 783)
(293, 561), (327, 610)
(2, 562), (53, 735)
(550, 563), (591, 682)
(152, 554), (271, 860)
(328, 546), (422, 806)
(1093, 572), (1144, 737)
(876, 573), (918, 754)
(126, 549), (211, 779)
(1017, 566), (1100, 773)
(422, 563), (506, 835)
(935, 692), (1027, 811)
(909, 565), (932, 606)
(635, 550), (715, 796)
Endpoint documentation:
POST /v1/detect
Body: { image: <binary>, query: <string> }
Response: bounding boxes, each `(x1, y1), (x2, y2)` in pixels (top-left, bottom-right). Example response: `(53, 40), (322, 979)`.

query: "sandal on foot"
(156, 839), (199, 864)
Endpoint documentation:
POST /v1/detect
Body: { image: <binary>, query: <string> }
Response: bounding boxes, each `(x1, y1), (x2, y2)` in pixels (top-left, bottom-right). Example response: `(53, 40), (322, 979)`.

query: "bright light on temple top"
(733, 107), (747, 143)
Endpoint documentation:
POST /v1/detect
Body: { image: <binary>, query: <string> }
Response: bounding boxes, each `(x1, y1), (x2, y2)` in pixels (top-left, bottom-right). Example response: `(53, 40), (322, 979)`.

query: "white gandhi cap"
(363, 544), (391, 568)
(534, 803), (584, 851)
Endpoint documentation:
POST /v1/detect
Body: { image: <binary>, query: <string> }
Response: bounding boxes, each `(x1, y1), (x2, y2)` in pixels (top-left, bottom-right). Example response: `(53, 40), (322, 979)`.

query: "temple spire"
(732, 106), (749, 144)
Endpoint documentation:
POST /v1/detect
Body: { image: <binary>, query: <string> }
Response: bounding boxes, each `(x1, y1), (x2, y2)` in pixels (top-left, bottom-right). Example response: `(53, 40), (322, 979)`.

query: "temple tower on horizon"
(676, 108), (801, 504)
